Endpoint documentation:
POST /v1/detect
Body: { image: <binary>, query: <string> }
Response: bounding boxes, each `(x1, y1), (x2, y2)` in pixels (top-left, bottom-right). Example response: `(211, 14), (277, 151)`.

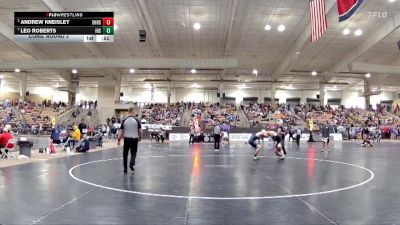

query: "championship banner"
(141, 124), (172, 131)
(169, 133), (190, 141)
(229, 133), (253, 142)
(337, 0), (364, 22)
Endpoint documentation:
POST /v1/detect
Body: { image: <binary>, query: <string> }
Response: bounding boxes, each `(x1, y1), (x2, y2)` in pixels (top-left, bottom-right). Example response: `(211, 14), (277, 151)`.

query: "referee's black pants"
(189, 134), (194, 144)
(214, 134), (221, 149)
(123, 137), (139, 170)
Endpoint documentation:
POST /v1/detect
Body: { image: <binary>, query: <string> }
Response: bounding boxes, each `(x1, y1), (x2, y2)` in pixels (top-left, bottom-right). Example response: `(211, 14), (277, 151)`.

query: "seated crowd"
(188, 102), (240, 130)
(137, 103), (183, 126)
(243, 103), (302, 128)
(17, 100), (70, 134)
(289, 103), (400, 140)
(50, 120), (99, 153)
(0, 102), (19, 127)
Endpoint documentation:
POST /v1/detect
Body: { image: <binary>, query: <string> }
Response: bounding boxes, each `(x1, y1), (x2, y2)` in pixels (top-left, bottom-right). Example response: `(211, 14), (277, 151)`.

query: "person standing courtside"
(118, 107), (142, 173)
(189, 126), (195, 144)
(320, 121), (331, 152)
(213, 122), (221, 151)
(296, 127), (302, 146)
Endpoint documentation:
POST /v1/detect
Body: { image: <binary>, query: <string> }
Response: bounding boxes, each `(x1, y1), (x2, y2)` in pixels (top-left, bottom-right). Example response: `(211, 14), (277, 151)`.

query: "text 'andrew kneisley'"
(18, 19), (71, 25)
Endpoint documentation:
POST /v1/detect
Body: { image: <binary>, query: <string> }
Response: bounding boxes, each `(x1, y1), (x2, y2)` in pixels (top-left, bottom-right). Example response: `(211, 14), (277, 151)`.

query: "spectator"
(0, 128), (14, 157)
(106, 125), (110, 139)
(50, 125), (62, 144)
(295, 127), (302, 146)
(320, 122), (332, 152)
(111, 125), (118, 140)
(66, 126), (80, 149)
(76, 135), (90, 152)
(156, 128), (166, 143)
(61, 130), (70, 144)
(288, 127), (293, 141)
(189, 127), (195, 144)
(78, 119), (86, 136)
(39, 123), (43, 136)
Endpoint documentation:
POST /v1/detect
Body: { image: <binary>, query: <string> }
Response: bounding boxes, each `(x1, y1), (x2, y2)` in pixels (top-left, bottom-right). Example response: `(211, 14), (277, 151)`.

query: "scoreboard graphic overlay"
(14, 12), (114, 42)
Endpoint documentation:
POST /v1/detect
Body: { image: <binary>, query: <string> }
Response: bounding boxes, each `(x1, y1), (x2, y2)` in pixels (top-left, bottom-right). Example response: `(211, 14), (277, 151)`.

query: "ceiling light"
(144, 83), (152, 89)
(342, 28), (351, 35)
(238, 84), (247, 89)
(365, 73), (371, 78)
(191, 83), (200, 88)
(264, 24), (272, 31)
(277, 25), (286, 32)
(252, 69), (258, 76)
(193, 23), (201, 30)
(354, 29), (363, 36)
(311, 71), (318, 76)
(72, 69), (78, 74)
(288, 84), (293, 88)
(15, 68), (21, 73)
(191, 69), (197, 74)
(389, 0), (397, 2)
(129, 68), (135, 73)
(333, 85), (337, 89)
(0, 75), (3, 79)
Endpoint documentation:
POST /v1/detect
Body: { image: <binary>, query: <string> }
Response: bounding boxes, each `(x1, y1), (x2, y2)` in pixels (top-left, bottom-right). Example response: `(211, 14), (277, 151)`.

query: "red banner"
(337, 0), (364, 22)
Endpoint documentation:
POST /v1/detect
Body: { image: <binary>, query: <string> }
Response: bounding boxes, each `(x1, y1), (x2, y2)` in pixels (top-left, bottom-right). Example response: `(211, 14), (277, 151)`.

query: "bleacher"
(188, 103), (240, 130)
(0, 104), (19, 129)
(244, 103), (302, 128)
(14, 101), (70, 135)
(136, 103), (183, 126)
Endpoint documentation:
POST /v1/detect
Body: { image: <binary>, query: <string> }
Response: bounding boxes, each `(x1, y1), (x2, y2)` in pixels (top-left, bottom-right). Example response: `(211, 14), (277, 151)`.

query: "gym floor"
(1, 141), (399, 225)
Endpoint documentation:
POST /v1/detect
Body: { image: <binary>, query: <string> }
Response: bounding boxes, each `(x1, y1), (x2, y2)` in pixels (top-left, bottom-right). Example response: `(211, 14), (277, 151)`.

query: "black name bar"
(15, 18), (106, 26)
(14, 26), (104, 35)
(15, 12), (113, 18)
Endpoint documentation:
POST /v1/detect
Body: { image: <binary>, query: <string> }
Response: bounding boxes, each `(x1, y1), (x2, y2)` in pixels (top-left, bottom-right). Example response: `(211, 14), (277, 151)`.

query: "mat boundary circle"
(69, 155), (375, 200)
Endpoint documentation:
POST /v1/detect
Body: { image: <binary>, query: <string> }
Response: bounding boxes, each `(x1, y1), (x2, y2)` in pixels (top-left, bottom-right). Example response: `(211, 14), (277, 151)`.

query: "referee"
(118, 107), (142, 173)
(213, 122), (221, 151)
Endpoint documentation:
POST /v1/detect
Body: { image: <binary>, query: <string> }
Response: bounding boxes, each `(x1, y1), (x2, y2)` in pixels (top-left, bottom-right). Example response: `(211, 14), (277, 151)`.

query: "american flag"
(310, 0), (327, 42)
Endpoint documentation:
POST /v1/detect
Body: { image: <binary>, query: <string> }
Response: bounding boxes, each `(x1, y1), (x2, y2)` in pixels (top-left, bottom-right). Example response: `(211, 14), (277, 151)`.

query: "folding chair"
(1, 139), (17, 159)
